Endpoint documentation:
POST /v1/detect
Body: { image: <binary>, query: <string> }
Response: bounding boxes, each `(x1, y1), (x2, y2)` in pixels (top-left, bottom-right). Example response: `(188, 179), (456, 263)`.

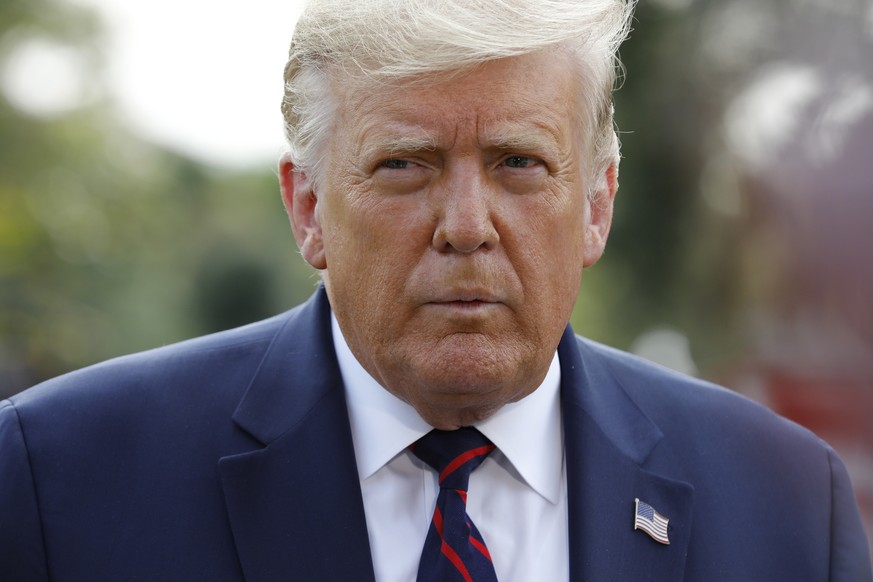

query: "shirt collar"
(333, 313), (564, 504)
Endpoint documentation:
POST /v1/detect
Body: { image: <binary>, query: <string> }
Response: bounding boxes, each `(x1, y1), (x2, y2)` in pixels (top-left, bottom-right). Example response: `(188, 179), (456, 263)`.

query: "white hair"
(282, 0), (636, 193)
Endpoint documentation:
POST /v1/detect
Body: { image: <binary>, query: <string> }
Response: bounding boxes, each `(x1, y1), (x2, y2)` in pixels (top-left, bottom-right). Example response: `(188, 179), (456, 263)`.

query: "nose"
(431, 164), (500, 253)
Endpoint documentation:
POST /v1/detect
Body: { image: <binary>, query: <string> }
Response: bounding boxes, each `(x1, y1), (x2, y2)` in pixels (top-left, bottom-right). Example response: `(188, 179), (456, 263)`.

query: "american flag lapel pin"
(634, 498), (670, 545)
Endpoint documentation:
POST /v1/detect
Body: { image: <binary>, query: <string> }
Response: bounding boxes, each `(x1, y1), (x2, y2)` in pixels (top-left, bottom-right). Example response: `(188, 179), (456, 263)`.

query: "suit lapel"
(219, 289), (376, 582)
(559, 328), (694, 582)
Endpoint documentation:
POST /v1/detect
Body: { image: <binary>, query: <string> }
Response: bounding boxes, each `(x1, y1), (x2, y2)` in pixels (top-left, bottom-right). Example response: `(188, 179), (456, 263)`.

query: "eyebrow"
(356, 122), (563, 161)
(359, 135), (438, 161)
(482, 126), (560, 153)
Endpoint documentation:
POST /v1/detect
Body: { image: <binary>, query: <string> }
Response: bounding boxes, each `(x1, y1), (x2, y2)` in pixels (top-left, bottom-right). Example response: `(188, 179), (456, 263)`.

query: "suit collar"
(559, 327), (663, 464)
(230, 286), (340, 445)
(558, 327), (694, 582)
(220, 287), (376, 581)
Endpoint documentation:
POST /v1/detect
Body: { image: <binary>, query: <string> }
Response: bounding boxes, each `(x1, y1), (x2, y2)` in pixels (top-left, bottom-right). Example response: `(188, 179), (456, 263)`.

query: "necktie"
(412, 427), (499, 582)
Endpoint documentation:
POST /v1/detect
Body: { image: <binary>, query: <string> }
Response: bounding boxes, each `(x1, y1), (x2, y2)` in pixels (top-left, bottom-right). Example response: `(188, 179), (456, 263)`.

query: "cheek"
(510, 192), (588, 309)
(322, 187), (393, 261)
(515, 189), (587, 263)
(322, 192), (430, 301)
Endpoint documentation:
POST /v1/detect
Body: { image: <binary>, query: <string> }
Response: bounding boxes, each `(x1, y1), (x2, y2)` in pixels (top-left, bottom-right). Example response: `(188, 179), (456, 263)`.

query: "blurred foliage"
(2, 0), (872, 399)
(0, 0), (318, 394)
(573, 0), (746, 371)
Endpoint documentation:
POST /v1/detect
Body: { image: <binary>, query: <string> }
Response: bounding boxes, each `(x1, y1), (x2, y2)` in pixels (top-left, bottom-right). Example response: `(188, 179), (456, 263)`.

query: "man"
(1, 0), (870, 580)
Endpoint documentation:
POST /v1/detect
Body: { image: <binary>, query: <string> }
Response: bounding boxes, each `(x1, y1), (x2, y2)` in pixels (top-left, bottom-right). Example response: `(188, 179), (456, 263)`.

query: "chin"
(416, 346), (517, 392)
(382, 333), (545, 424)
(403, 356), (536, 425)
(415, 398), (507, 430)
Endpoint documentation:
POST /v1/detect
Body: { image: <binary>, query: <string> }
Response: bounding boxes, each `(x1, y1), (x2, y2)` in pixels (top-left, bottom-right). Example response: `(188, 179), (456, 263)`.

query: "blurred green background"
(1, 0), (871, 547)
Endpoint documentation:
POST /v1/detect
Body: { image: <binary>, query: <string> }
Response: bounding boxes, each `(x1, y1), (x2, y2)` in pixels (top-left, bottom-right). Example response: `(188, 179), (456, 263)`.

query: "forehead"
(333, 51), (582, 150)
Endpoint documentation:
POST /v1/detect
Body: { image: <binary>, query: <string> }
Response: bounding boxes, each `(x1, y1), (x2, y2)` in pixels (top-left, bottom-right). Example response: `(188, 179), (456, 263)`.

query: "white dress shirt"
(332, 315), (569, 582)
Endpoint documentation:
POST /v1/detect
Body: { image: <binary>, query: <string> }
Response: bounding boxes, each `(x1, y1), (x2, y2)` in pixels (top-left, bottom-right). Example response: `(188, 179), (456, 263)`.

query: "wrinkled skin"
(280, 50), (617, 429)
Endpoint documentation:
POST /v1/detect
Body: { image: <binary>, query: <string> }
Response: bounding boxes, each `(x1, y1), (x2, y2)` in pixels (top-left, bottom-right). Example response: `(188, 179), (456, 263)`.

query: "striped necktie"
(412, 427), (499, 582)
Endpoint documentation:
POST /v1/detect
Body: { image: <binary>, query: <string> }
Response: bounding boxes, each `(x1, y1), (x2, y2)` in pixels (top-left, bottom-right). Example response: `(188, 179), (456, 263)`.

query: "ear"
(582, 161), (618, 268)
(279, 152), (327, 270)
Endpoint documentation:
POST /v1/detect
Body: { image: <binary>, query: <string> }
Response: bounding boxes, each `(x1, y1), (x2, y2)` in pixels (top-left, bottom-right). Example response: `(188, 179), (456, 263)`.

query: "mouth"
(426, 290), (504, 315)
(430, 288), (501, 304)
(435, 299), (496, 310)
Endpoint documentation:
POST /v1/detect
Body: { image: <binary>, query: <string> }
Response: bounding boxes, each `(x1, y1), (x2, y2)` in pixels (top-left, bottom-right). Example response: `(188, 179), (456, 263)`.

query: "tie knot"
(412, 427), (495, 491)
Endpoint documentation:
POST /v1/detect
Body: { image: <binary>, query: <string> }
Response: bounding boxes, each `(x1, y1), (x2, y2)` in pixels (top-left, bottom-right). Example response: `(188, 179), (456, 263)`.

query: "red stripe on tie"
(433, 507), (444, 536)
(432, 506), (473, 582)
(470, 535), (492, 561)
(439, 445), (496, 484)
(440, 540), (473, 582)
(456, 489), (467, 504)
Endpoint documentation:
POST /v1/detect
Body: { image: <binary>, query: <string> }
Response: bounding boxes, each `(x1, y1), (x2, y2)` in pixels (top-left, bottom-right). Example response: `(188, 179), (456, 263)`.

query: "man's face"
(282, 50), (616, 429)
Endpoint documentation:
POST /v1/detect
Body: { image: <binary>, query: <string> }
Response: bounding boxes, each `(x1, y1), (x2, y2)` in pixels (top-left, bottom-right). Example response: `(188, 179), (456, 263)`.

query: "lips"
(429, 289), (502, 304)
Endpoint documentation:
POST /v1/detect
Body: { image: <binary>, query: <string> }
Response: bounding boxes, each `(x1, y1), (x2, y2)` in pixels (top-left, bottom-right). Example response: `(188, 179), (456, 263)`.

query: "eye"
(502, 156), (541, 169)
(380, 158), (413, 170)
(372, 156), (431, 194)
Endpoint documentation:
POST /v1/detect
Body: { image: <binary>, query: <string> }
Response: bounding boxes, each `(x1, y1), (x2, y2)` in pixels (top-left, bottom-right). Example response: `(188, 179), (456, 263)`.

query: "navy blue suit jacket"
(2, 288), (871, 580)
